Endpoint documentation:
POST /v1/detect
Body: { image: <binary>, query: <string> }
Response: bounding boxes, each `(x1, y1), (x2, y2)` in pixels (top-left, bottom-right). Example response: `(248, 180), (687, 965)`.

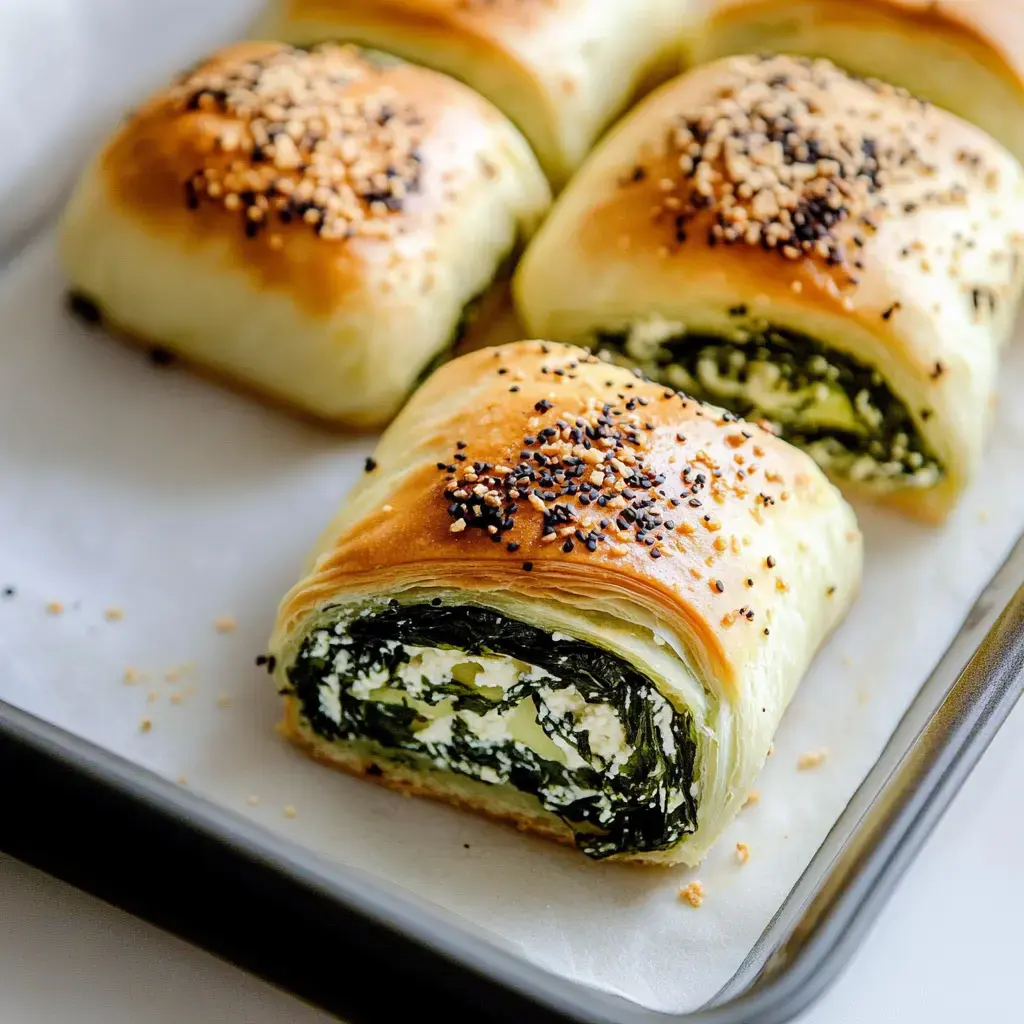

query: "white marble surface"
(2, 696), (1021, 1023)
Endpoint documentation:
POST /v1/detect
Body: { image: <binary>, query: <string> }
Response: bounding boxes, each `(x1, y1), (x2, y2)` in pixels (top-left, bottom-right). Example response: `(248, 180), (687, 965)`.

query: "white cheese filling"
(310, 636), (640, 774)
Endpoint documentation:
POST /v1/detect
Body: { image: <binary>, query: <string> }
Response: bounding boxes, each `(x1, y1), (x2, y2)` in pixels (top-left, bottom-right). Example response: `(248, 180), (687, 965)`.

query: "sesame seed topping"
(636, 55), (969, 280)
(171, 45), (426, 244)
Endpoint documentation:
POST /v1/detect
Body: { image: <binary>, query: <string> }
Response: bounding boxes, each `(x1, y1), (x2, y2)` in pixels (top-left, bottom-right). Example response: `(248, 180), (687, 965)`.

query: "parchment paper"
(2, 2), (1024, 1013)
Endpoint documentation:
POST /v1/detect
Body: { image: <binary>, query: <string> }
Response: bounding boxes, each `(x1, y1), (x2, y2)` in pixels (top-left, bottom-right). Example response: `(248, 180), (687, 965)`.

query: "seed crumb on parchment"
(139, 718), (152, 733)
(736, 842), (750, 865)
(679, 881), (704, 908)
(214, 616), (237, 633)
(283, 805), (297, 819)
(104, 607), (124, 621)
(798, 749), (829, 770)
(743, 790), (760, 808)
(46, 601), (64, 616)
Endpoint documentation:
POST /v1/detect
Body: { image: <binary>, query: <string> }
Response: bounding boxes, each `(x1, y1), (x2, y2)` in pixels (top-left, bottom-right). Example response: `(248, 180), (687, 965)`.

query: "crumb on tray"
(736, 842), (750, 865)
(140, 718), (152, 733)
(176, 776), (187, 786)
(679, 881), (704, 908)
(214, 616), (237, 633)
(743, 790), (761, 809)
(46, 601), (64, 616)
(798, 749), (829, 771)
(247, 795), (260, 806)
(283, 805), (297, 819)
(216, 694), (231, 709)
(104, 607), (124, 621)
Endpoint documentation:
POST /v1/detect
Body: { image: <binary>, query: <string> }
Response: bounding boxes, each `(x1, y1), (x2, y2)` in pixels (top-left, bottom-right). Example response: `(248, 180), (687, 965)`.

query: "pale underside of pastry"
(268, 341), (862, 865)
(515, 54), (1024, 523)
(257, 0), (687, 186)
(60, 42), (550, 429)
(691, 0), (1024, 164)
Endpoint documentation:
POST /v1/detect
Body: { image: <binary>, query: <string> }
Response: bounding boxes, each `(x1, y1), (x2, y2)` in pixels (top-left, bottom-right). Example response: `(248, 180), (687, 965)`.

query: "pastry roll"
(59, 42), (549, 428)
(268, 341), (862, 865)
(257, 0), (685, 186)
(691, 1), (1024, 164)
(515, 55), (1024, 522)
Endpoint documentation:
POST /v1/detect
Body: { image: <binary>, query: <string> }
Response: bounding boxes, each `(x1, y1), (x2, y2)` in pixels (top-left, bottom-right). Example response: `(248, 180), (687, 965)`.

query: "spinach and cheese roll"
(257, 0), (685, 186)
(692, 1), (1024, 163)
(268, 341), (862, 865)
(59, 42), (549, 428)
(515, 55), (1024, 522)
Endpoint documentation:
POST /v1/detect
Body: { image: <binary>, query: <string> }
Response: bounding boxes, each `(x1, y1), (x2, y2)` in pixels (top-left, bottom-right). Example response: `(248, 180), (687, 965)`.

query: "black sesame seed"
(67, 292), (102, 325)
(507, 541), (520, 552)
(148, 347), (177, 367)
(364, 457), (378, 472)
(522, 561), (534, 572)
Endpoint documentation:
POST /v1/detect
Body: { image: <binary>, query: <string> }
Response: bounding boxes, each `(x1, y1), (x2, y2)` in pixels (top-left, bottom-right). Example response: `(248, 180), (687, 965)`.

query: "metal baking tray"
(2, 519), (1021, 1024)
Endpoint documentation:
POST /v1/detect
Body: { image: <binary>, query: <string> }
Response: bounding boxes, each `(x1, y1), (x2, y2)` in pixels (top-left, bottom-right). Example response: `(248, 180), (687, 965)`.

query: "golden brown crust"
(263, 0), (684, 183)
(274, 341), (860, 702)
(704, 0), (1024, 97)
(694, 2), (1024, 163)
(100, 42), (525, 317)
(282, 0), (570, 42)
(514, 55), (1024, 521)
(268, 340), (860, 864)
(531, 55), (1021, 324)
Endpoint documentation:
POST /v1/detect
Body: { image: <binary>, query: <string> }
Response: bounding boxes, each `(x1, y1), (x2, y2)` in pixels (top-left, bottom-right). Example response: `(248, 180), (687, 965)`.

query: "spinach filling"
(287, 602), (699, 859)
(595, 324), (942, 487)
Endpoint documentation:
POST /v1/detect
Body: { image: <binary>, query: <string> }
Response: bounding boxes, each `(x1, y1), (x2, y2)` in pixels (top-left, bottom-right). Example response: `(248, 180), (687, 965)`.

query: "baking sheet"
(5, 0), (1024, 1012)
(3, 228), (1024, 1014)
